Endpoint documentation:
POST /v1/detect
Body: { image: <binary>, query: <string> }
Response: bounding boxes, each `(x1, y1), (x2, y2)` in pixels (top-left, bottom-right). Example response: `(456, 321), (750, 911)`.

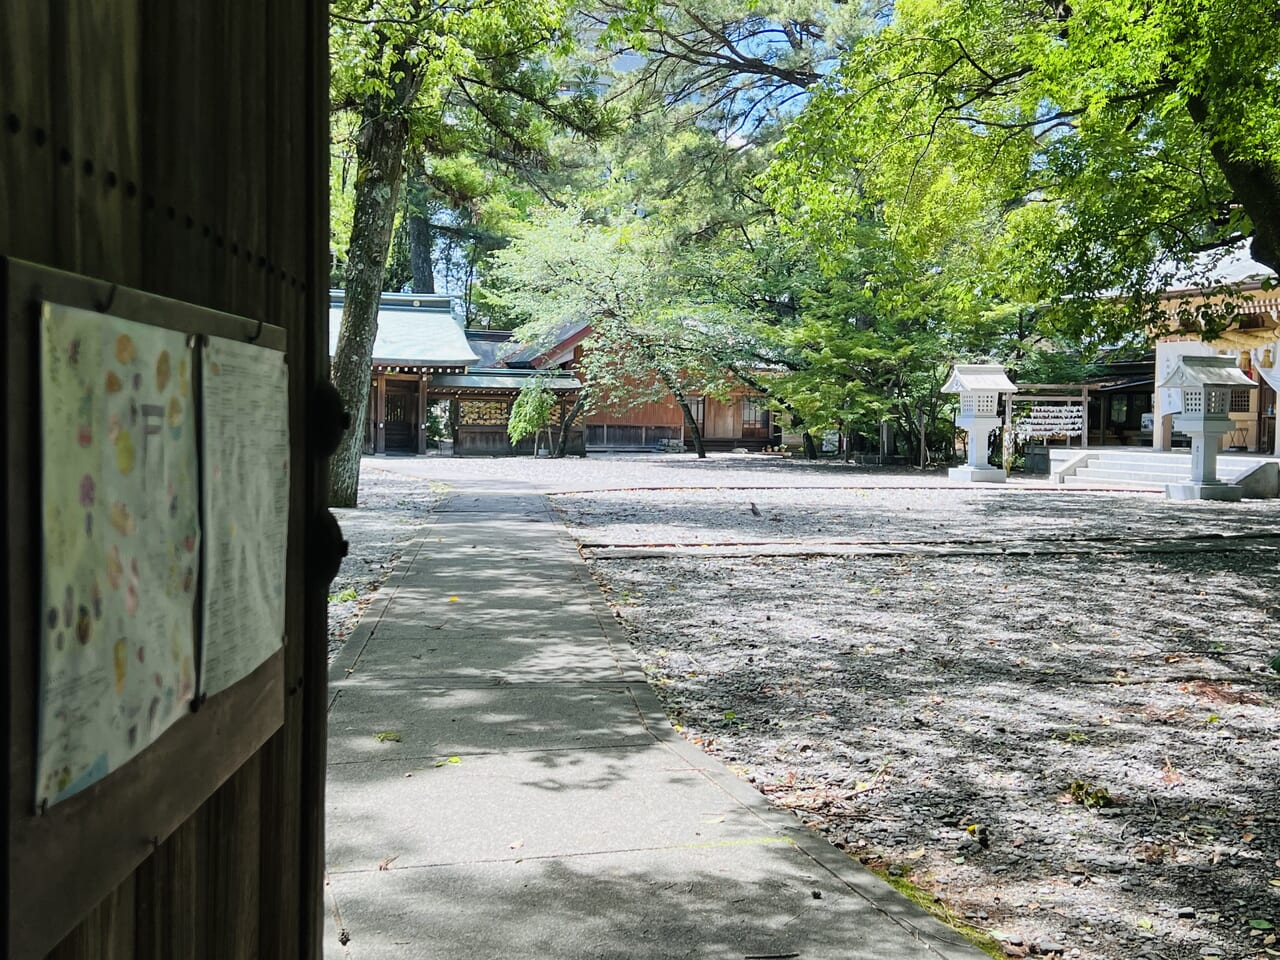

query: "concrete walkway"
(324, 478), (988, 960)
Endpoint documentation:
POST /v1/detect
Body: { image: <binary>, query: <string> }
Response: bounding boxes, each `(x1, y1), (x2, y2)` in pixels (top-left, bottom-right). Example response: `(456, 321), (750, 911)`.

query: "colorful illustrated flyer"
(200, 335), (289, 695)
(38, 304), (199, 808)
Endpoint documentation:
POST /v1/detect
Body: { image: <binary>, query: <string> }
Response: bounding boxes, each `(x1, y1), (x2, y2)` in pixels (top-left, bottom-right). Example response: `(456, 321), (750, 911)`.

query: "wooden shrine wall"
(1, 1), (328, 957)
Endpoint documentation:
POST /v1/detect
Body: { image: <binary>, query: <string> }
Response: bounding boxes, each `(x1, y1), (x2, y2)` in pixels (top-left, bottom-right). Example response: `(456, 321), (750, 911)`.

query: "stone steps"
(1067, 473), (1174, 489)
(1054, 450), (1270, 491)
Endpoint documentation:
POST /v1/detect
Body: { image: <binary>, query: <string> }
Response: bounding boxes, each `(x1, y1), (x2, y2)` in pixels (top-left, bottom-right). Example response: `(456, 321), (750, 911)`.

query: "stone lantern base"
(1165, 481), (1244, 502)
(949, 465), (1007, 484)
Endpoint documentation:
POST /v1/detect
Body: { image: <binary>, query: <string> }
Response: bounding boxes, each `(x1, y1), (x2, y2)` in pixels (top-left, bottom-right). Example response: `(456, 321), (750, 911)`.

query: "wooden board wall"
(1, 0), (328, 957)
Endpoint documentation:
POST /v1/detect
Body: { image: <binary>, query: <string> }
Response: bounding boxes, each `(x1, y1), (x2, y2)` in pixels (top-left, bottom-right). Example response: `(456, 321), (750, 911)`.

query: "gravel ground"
(344, 454), (1280, 959)
(327, 463), (446, 660)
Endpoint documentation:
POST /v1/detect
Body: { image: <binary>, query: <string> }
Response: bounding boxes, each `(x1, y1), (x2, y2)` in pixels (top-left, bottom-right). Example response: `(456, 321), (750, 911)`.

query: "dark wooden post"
(416, 375), (427, 453)
(374, 372), (386, 454)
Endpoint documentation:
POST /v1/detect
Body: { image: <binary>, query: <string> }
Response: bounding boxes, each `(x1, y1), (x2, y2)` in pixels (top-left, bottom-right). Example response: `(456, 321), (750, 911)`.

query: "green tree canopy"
(768, 0), (1280, 343)
(483, 206), (748, 456)
(507, 378), (557, 446)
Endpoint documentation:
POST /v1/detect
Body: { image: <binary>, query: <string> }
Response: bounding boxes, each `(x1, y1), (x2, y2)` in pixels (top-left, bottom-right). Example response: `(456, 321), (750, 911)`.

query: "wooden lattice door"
(384, 382), (417, 451)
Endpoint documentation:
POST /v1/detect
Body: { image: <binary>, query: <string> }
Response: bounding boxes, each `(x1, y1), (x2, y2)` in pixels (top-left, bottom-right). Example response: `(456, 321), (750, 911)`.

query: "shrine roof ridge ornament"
(941, 363), (1018, 394)
(1156, 354), (1258, 390)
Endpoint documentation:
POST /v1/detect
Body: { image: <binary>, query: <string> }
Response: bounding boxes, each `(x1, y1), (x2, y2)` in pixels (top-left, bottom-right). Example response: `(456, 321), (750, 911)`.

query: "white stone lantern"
(942, 364), (1017, 483)
(1157, 355), (1257, 501)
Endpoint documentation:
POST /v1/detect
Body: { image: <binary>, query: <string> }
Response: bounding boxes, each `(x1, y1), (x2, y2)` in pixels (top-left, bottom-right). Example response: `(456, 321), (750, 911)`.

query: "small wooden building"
(433, 371), (585, 456)
(332, 295), (772, 455)
(492, 323), (778, 452)
(329, 292), (478, 454)
(586, 387), (778, 452)
(329, 292), (583, 456)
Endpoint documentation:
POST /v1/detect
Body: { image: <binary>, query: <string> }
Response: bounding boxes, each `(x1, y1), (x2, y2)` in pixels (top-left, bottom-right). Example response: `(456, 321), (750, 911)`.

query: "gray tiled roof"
(328, 293), (479, 367)
(465, 331), (515, 367)
(1157, 355), (1258, 390)
(942, 364), (1018, 393)
(502, 321), (590, 366)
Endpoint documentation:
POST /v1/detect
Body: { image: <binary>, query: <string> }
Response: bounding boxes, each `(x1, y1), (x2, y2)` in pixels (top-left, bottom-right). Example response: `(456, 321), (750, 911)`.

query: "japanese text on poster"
(200, 336), (290, 695)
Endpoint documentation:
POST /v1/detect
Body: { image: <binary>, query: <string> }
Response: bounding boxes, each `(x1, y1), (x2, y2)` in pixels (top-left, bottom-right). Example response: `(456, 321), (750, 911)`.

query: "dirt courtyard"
(351, 455), (1280, 960)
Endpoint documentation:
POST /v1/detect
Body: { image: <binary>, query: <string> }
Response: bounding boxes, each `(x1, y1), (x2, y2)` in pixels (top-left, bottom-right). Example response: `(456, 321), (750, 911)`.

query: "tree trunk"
(1186, 95), (1280, 276)
(553, 391), (588, 458)
(329, 86), (417, 506)
(678, 398), (707, 457)
(408, 215), (435, 294)
(645, 353), (706, 459)
(406, 164), (436, 294)
(802, 431), (817, 460)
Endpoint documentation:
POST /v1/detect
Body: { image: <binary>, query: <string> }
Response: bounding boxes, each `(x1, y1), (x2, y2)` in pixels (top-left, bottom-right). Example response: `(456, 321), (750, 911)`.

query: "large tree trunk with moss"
(330, 82), (418, 507)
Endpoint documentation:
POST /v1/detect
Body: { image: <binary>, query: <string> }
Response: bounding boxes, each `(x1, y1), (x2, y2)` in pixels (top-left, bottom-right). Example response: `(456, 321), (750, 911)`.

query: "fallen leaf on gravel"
(447, 595), (459, 602)
(374, 731), (402, 743)
(434, 755), (462, 767)
(1192, 680), (1262, 705)
(378, 855), (399, 871)
(905, 848), (925, 860)
(509, 839), (524, 850)
(1250, 920), (1276, 930)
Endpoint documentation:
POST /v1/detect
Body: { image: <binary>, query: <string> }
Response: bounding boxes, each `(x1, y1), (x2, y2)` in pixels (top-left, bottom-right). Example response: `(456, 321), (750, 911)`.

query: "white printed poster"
(38, 304), (199, 807)
(200, 335), (290, 694)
